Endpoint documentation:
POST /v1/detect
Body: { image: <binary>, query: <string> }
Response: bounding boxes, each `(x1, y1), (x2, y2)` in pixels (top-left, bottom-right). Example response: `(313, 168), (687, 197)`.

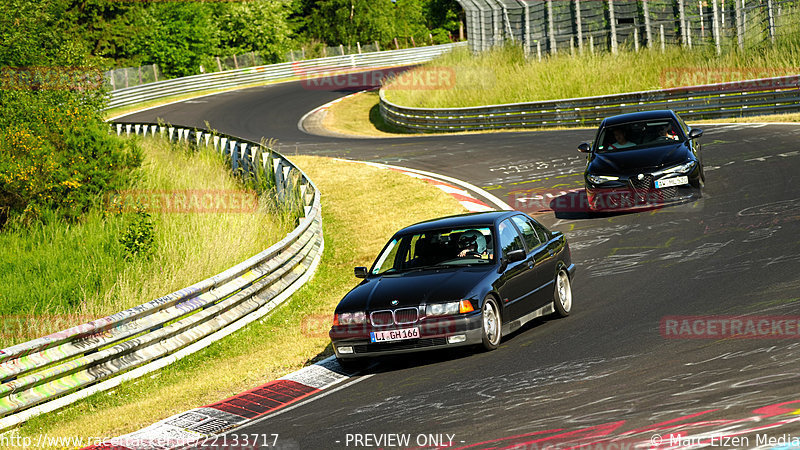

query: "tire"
(480, 297), (502, 351)
(691, 166), (706, 189)
(553, 269), (573, 318)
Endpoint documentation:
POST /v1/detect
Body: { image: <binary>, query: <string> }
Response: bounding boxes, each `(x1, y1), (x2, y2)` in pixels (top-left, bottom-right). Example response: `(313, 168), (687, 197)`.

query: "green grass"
(320, 91), (408, 137)
(0, 137), (292, 347)
(384, 31), (800, 109)
(13, 156), (466, 444)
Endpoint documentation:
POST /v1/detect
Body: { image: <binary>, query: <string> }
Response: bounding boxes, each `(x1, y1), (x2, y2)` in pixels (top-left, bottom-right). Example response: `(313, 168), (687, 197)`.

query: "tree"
(128, 3), (220, 78)
(216, 1), (293, 64)
(307, 0), (396, 47)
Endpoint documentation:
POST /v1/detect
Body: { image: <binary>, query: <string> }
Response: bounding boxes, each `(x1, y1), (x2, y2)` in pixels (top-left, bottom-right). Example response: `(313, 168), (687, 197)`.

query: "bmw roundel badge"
(391, 300), (399, 306)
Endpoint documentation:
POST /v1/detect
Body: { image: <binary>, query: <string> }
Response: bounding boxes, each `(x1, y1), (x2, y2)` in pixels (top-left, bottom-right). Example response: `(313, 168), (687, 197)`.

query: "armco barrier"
(106, 42), (467, 111)
(380, 73), (800, 132)
(0, 123), (323, 431)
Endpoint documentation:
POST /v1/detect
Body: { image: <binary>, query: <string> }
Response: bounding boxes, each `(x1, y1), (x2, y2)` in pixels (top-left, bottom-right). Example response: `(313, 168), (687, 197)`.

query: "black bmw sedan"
(329, 211), (575, 366)
(578, 110), (705, 211)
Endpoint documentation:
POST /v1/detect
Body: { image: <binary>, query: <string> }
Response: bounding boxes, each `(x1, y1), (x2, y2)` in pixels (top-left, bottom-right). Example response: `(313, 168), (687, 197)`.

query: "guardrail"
(106, 42), (467, 111)
(380, 73), (800, 132)
(0, 123), (323, 431)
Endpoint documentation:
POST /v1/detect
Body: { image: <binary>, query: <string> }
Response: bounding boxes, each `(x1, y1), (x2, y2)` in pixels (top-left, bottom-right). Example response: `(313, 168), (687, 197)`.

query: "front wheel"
(553, 269), (573, 317)
(480, 297), (502, 350)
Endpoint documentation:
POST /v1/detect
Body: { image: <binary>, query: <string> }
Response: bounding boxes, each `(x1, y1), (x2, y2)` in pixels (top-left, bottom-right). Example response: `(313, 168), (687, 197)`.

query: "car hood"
(337, 267), (492, 312)
(589, 143), (691, 174)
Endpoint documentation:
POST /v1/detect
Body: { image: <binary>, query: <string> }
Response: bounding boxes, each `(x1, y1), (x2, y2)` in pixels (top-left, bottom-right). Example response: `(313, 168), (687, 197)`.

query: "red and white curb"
(83, 357), (352, 449)
(334, 159), (512, 212)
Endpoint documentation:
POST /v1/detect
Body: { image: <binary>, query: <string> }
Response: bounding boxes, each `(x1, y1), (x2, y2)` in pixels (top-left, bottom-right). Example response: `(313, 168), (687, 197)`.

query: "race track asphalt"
(118, 77), (800, 449)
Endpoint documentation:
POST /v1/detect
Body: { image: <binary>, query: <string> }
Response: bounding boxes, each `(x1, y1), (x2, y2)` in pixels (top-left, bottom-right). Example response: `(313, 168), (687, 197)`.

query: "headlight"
(656, 161), (696, 176)
(587, 174), (620, 185)
(334, 311), (366, 326)
(426, 300), (474, 317)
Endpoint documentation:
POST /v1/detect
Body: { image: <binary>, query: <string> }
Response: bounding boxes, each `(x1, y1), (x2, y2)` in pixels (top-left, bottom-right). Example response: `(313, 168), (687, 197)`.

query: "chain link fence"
(458, 0), (800, 57)
(105, 64), (164, 91)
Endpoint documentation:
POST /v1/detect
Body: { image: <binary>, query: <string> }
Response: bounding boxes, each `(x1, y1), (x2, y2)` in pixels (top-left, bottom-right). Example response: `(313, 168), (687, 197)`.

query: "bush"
(119, 210), (155, 259)
(0, 0), (142, 227)
(0, 93), (142, 227)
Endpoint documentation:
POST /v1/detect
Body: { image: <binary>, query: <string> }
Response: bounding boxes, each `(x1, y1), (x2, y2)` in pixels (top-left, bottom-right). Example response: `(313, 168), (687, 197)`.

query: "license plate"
(370, 327), (420, 343)
(655, 176), (688, 189)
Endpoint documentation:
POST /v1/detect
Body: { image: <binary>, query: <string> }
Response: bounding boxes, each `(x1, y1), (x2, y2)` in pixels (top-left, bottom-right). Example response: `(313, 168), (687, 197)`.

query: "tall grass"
(384, 28), (800, 108)
(0, 137), (293, 346)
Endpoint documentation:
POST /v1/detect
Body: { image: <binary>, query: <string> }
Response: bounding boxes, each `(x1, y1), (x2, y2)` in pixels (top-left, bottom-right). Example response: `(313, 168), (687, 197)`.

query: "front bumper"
(330, 312), (484, 360)
(586, 183), (700, 211)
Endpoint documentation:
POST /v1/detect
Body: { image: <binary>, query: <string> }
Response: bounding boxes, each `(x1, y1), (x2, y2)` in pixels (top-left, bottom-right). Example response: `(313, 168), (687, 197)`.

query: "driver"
(661, 123), (679, 140)
(457, 230), (487, 258)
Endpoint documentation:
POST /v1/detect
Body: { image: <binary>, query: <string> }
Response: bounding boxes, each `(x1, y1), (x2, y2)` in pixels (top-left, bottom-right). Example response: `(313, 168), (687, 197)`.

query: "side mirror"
(578, 142), (591, 153)
(688, 128), (703, 139)
(505, 249), (526, 263)
(354, 267), (368, 278)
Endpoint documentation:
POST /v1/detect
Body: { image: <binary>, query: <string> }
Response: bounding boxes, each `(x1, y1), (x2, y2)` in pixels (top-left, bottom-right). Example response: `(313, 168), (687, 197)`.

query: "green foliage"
(119, 210), (155, 259)
(216, 2), (293, 65)
(128, 4), (220, 78)
(294, 0), (464, 48)
(307, 0), (397, 46)
(3, 0), (464, 78)
(0, 0), (142, 227)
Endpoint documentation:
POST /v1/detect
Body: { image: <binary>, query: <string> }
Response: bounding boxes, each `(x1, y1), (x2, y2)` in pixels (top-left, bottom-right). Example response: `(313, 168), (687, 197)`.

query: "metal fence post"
(713, 0), (722, 54)
(700, 0), (705, 39)
(735, 0), (744, 49)
(678, 0), (687, 46)
(643, 0), (653, 48)
(522, 0), (531, 55)
(576, 0), (584, 54)
(767, 0), (776, 43)
(608, 0), (618, 54)
(547, 0), (557, 54)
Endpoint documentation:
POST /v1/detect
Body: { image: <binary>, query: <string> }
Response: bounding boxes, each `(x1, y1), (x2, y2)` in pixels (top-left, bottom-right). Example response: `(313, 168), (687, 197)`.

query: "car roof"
(601, 110), (679, 127)
(395, 211), (521, 235)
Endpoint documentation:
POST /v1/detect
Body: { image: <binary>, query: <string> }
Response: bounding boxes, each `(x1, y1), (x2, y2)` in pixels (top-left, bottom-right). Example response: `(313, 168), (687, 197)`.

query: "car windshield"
(371, 226), (495, 275)
(596, 119), (684, 153)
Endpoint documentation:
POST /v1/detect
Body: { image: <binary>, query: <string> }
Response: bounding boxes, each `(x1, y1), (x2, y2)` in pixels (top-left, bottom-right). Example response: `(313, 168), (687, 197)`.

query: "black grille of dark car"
(353, 338), (447, 354)
(394, 308), (419, 324)
(630, 174), (654, 192)
(370, 308), (420, 326)
(370, 311), (394, 326)
(659, 186), (679, 199)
